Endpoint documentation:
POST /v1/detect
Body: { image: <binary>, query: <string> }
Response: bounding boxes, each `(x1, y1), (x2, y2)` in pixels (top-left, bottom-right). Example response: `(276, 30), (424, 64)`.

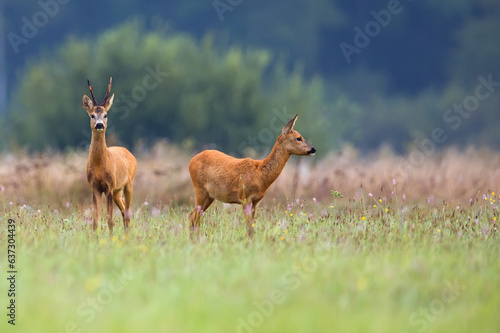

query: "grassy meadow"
(0, 145), (499, 333)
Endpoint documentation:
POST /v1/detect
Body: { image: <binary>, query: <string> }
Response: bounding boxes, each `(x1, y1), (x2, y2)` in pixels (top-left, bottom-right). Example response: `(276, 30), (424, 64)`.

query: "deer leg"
(123, 182), (134, 230)
(92, 192), (101, 232)
(106, 193), (114, 236)
(251, 199), (261, 219)
(113, 189), (127, 231)
(202, 197), (215, 211)
(242, 202), (254, 238)
(189, 189), (213, 236)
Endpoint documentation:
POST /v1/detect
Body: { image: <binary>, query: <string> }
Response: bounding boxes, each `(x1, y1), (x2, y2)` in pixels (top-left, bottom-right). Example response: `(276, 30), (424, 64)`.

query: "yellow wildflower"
(84, 276), (100, 292)
(361, 216), (366, 221)
(356, 277), (367, 291)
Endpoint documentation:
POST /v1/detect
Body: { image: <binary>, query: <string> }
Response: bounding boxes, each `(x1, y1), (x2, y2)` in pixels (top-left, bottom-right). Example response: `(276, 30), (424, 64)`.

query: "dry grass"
(276, 145), (500, 205)
(0, 142), (499, 209)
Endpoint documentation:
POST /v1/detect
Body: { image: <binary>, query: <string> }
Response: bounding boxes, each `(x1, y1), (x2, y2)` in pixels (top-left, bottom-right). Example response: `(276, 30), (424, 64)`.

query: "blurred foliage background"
(1, 0), (500, 155)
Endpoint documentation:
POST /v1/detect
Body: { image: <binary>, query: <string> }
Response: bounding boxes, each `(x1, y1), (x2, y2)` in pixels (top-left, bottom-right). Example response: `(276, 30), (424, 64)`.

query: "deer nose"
(308, 147), (316, 155)
(95, 123), (104, 131)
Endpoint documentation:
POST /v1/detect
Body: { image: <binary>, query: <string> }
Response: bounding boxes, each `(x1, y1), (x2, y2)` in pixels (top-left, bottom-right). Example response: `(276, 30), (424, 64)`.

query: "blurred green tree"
(6, 21), (359, 156)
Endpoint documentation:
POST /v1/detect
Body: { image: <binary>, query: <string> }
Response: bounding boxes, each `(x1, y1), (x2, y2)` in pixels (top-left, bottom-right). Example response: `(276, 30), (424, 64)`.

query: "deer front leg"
(92, 192), (101, 232)
(106, 193), (114, 235)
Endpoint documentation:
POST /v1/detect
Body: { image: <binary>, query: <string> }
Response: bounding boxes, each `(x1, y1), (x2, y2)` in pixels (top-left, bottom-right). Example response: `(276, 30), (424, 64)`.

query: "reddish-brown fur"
(82, 78), (137, 234)
(188, 115), (316, 236)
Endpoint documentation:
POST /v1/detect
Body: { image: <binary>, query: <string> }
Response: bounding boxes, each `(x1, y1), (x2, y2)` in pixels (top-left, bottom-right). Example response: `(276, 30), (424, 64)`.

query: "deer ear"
(82, 95), (93, 113)
(282, 114), (298, 136)
(103, 93), (114, 110)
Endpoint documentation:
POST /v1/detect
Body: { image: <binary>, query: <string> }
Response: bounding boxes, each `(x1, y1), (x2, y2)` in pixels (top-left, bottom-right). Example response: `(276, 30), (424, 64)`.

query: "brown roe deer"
(82, 78), (137, 234)
(188, 115), (316, 237)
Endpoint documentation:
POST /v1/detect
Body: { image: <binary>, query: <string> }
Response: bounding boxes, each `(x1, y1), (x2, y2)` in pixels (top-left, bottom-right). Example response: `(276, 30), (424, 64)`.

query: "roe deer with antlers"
(188, 115), (316, 237)
(82, 78), (137, 234)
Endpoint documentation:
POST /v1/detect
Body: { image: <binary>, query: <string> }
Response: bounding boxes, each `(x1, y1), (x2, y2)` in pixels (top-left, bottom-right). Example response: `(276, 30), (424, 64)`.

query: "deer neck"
(259, 136), (291, 189)
(89, 131), (108, 166)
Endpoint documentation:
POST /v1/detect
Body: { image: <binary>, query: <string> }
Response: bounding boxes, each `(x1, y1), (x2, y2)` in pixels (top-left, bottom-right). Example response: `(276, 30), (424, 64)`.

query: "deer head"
(281, 114), (316, 155)
(82, 78), (114, 133)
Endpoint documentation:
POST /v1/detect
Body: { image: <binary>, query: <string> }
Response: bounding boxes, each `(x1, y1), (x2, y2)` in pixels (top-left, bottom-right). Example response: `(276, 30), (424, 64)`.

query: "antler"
(87, 78), (98, 106)
(101, 77), (113, 105)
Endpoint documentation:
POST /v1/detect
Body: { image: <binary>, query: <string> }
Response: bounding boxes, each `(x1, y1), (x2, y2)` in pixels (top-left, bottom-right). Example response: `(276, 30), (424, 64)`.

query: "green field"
(1, 194), (499, 333)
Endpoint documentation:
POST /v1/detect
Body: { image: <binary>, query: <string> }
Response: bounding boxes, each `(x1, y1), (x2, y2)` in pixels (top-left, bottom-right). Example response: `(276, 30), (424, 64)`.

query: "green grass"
(1, 197), (499, 333)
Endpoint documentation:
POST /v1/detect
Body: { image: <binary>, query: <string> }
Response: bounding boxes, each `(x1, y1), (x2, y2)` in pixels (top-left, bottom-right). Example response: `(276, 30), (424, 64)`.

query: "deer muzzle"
(95, 122), (105, 131)
(307, 147), (316, 155)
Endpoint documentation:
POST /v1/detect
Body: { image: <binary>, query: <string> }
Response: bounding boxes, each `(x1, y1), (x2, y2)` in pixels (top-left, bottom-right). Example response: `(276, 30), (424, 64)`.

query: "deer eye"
(91, 114), (95, 119)
(104, 114), (107, 118)
(296, 137), (302, 142)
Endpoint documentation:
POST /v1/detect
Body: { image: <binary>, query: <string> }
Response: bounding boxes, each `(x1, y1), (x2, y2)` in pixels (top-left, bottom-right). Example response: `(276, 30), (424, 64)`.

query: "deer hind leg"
(113, 189), (127, 231)
(202, 196), (215, 211)
(251, 198), (261, 219)
(242, 202), (255, 238)
(123, 182), (133, 230)
(106, 193), (114, 236)
(92, 192), (101, 232)
(189, 189), (214, 236)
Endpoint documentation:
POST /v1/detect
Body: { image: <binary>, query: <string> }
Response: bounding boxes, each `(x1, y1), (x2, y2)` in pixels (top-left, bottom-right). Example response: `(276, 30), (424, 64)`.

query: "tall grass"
(1, 184), (498, 332)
